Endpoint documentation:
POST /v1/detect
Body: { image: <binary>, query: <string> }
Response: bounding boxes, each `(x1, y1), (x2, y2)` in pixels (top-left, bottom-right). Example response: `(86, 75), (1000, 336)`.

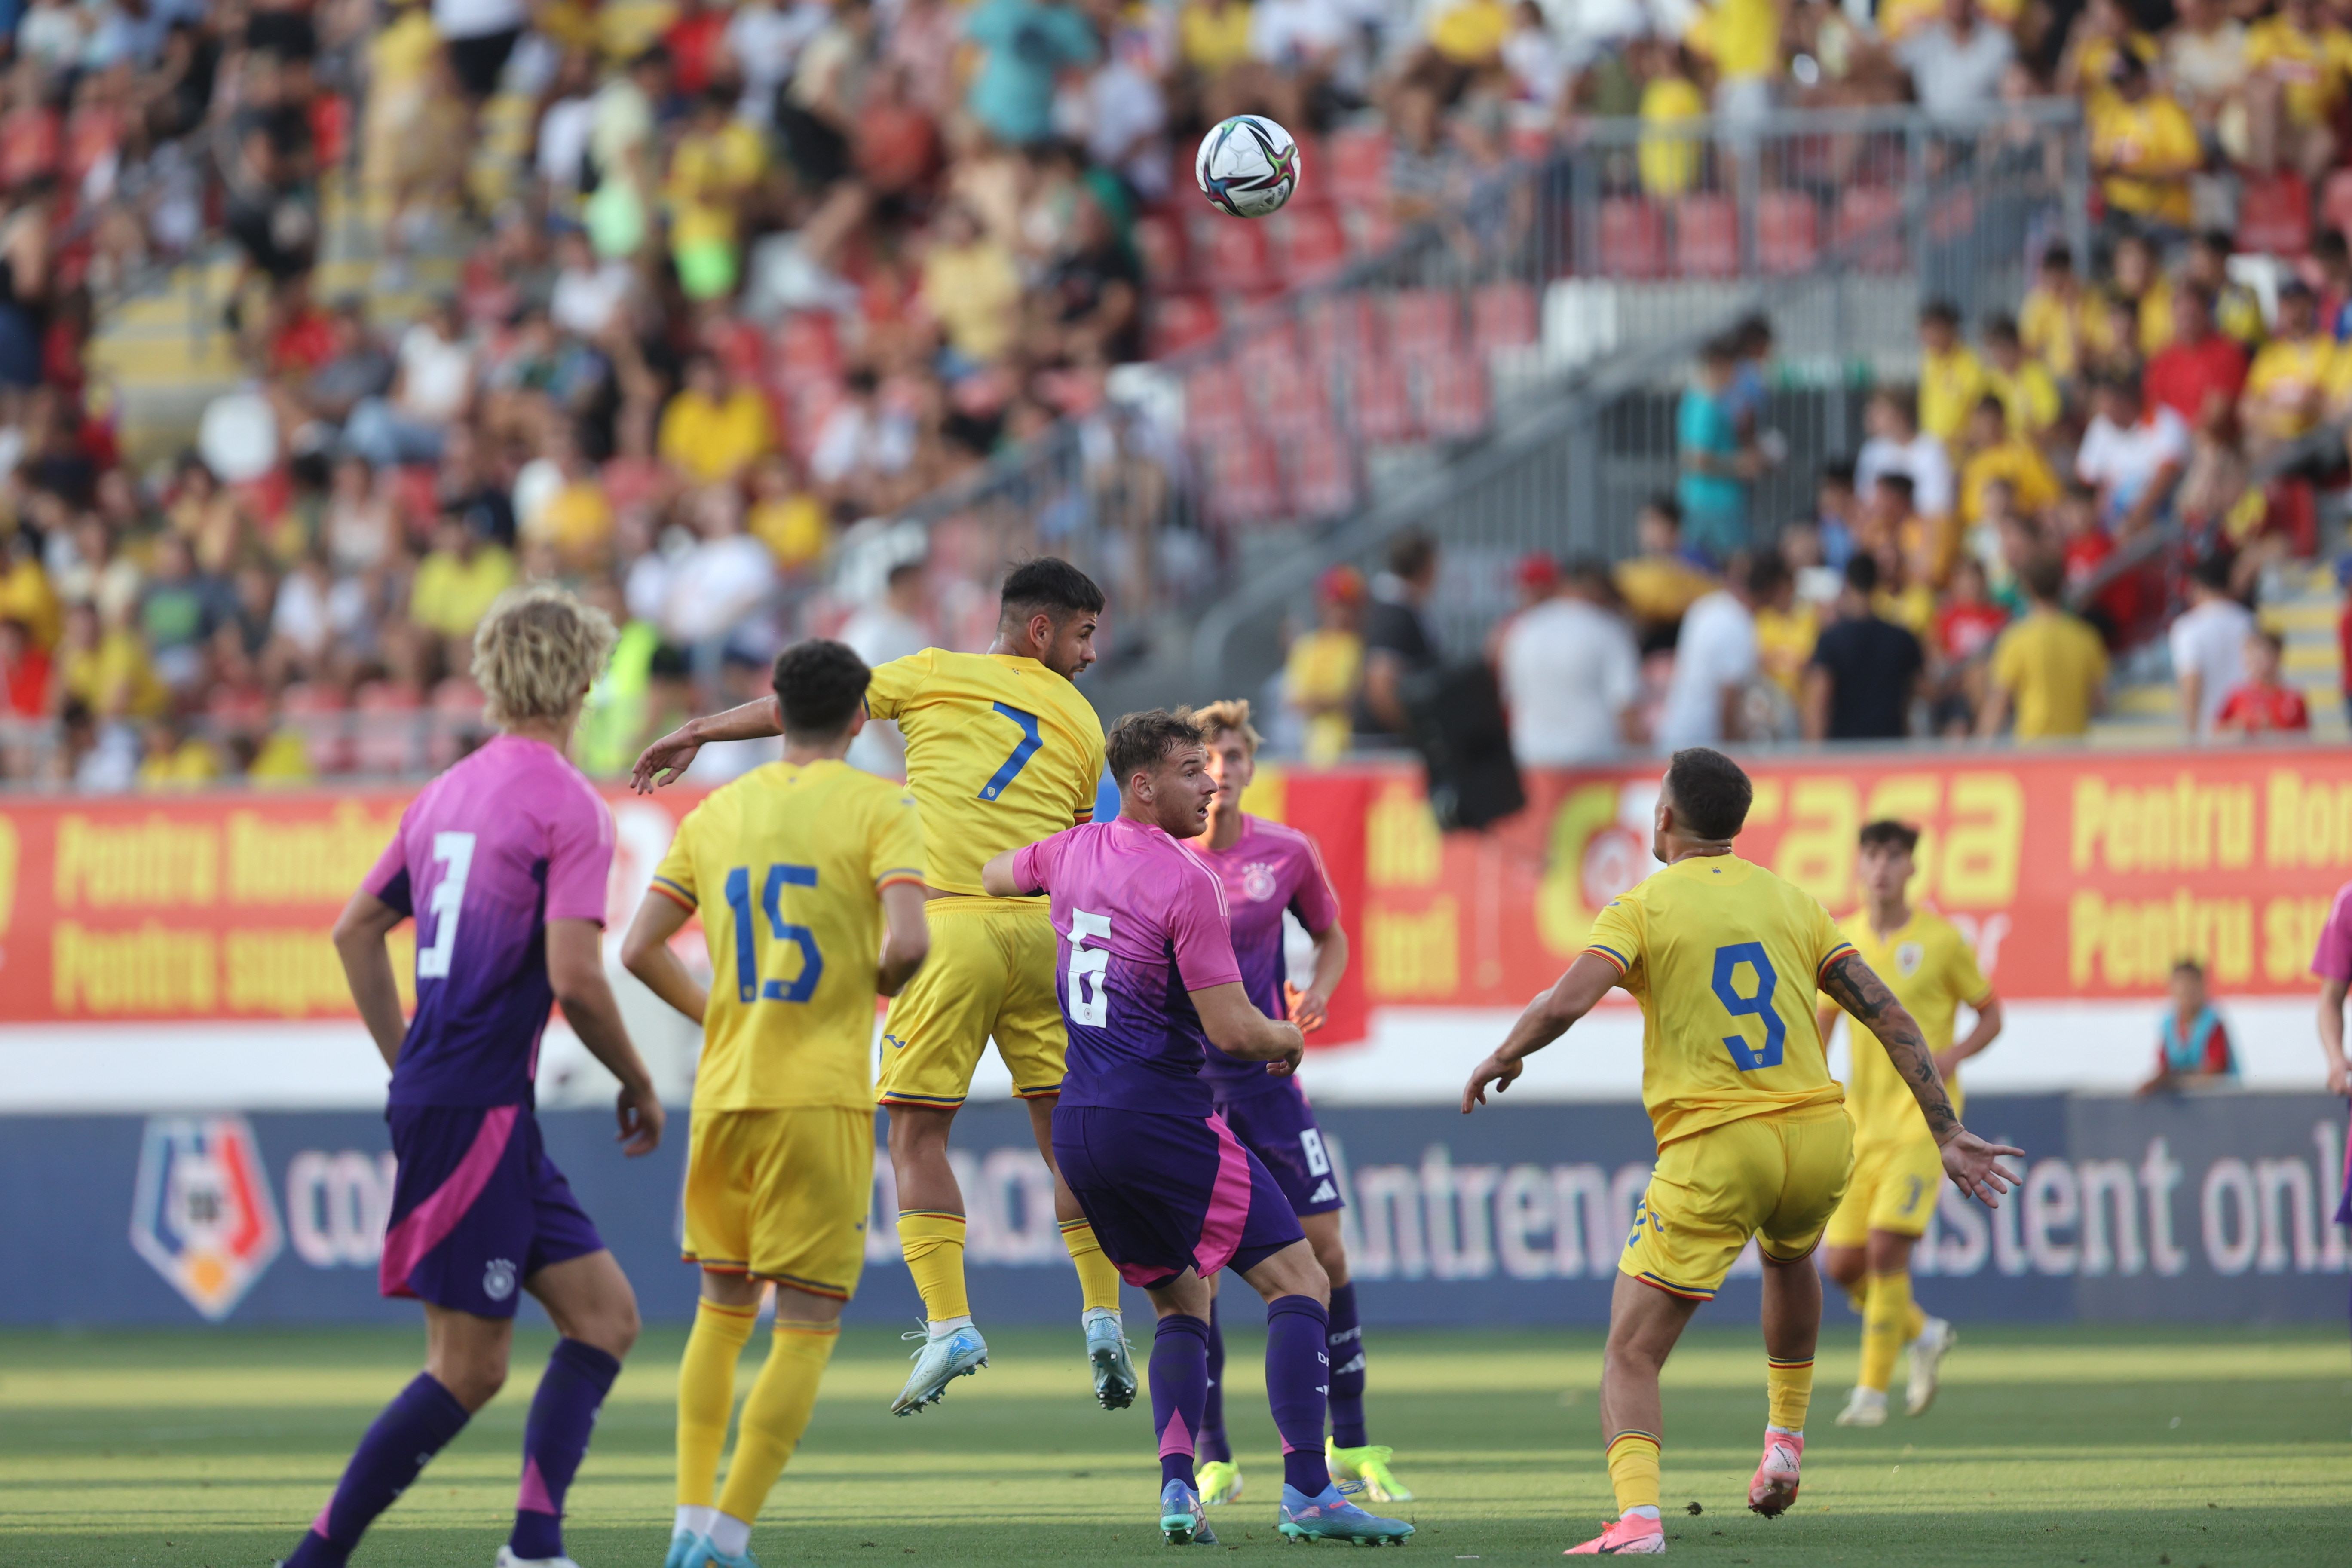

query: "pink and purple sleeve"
(1288, 835), (1341, 934)
(2312, 881), (2352, 982)
(1011, 831), (1063, 895)
(543, 786), (617, 925)
(363, 828), (413, 916)
(1169, 866), (1244, 992)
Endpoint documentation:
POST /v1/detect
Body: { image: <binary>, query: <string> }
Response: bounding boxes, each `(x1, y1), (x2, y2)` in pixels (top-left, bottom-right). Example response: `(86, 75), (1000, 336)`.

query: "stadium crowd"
(4, 0), (2352, 791)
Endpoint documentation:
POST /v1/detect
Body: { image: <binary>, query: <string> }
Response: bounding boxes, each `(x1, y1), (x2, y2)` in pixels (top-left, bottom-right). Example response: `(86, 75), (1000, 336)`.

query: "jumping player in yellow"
(1816, 819), (2003, 1428)
(631, 560), (1133, 1415)
(1462, 749), (2020, 1557)
(621, 639), (932, 1568)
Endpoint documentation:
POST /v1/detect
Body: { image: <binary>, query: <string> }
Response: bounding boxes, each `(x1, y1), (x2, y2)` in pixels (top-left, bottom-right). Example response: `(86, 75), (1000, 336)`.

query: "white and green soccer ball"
(1195, 114), (1302, 220)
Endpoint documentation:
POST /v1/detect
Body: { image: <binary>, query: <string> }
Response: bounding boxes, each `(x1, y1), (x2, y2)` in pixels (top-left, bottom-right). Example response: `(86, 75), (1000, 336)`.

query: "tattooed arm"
(1821, 949), (2023, 1206)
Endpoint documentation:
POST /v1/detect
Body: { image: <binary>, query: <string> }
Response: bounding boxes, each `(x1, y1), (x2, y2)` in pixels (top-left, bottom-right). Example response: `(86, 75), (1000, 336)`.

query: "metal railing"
(883, 100), (2086, 674)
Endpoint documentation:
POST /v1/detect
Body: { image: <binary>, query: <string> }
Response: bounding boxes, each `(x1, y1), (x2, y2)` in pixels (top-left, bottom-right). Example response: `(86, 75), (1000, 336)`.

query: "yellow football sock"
(1059, 1219), (1123, 1315)
(1901, 1298), (1927, 1342)
(897, 1211), (970, 1322)
(676, 1298), (760, 1507)
(1604, 1431), (1661, 1515)
(1859, 1271), (1912, 1393)
(1766, 1355), (1814, 1431)
(1843, 1281), (1868, 1318)
(715, 1321), (841, 1526)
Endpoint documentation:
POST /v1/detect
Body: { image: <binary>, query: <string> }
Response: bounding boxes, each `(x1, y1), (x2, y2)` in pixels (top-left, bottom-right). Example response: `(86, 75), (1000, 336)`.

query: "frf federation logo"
(130, 1115), (284, 1320)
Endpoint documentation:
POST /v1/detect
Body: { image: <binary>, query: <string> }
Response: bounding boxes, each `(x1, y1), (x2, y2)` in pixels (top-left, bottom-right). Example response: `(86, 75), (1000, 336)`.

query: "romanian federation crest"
(129, 1115), (284, 1320)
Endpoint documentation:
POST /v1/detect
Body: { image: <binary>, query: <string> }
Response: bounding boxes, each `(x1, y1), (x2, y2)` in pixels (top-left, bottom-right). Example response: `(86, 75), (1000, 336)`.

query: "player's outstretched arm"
(1938, 989), (2004, 1080)
(1286, 921), (1350, 1033)
(1462, 951), (1619, 1113)
(332, 889), (411, 1072)
(1821, 950), (2021, 1206)
(548, 918), (667, 1157)
(2317, 978), (2349, 1097)
(619, 890), (709, 1025)
(877, 882), (931, 997)
(1193, 982), (1307, 1076)
(978, 848), (1028, 897)
(629, 695), (784, 792)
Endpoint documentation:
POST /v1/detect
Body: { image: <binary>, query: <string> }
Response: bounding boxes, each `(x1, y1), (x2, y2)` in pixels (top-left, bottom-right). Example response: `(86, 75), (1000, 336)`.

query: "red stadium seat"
(2324, 168), (2352, 241)
(1253, 348), (1331, 435)
(1421, 354), (1489, 440)
(1201, 429), (1284, 525)
(1598, 198), (1668, 279)
(1305, 292), (1381, 370)
(1673, 196), (1740, 278)
(1834, 187), (1906, 272)
(1286, 423), (1357, 518)
(1351, 207), (1397, 256)
(1756, 191), (1820, 274)
(1389, 289), (1461, 362)
(1472, 282), (1538, 353)
(353, 680), (423, 777)
(1507, 124), (1553, 163)
(2239, 172), (2313, 257)
(427, 678), (487, 772)
(1149, 292), (1222, 358)
(1288, 133), (1332, 208)
(1350, 357), (1418, 444)
(1327, 127), (1391, 209)
(279, 683), (351, 775)
(1277, 205), (1350, 284)
(1132, 213), (1191, 288)
(773, 311), (843, 388)
(1201, 214), (1278, 294)
(1185, 360), (1252, 436)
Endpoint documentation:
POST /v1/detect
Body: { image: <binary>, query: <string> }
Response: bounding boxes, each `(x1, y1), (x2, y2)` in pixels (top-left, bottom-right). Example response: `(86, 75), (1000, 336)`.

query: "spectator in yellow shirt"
(666, 86), (769, 300)
(1981, 555), (2109, 739)
(2019, 243), (2091, 382)
(1636, 40), (1708, 197)
(138, 721), (223, 791)
(2244, 0), (2352, 178)
(1958, 395), (2060, 525)
(2058, 0), (2160, 108)
(1917, 299), (1990, 449)
(1981, 313), (2063, 436)
(919, 202), (1023, 369)
(1688, 0), (1782, 141)
(1428, 0), (1512, 69)
(55, 601), (169, 722)
(1613, 496), (1720, 650)
(410, 513), (518, 655)
(657, 352), (774, 484)
(2089, 53), (2202, 240)
(2182, 230), (2266, 349)
(2239, 280), (2335, 457)
(1284, 565), (1367, 765)
(745, 454), (832, 571)
(1180, 0), (1255, 75)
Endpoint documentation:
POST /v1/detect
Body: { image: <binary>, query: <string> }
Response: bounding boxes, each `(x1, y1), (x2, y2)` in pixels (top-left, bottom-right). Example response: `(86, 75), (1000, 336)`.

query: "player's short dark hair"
(2172, 957), (2205, 980)
(1000, 557), (1105, 627)
(1859, 819), (1920, 854)
(1388, 531), (1437, 581)
(1106, 708), (1204, 785)
(1642, 493), (1684, 526)
(1983, 312), (2020, 347)
(1665, 748), (1753, 841)
(772, 638), (870, 738)
(2041, 242), (2074, 270)
(2190, 552), (2231, 591)
(1920, 299), (1960, 328)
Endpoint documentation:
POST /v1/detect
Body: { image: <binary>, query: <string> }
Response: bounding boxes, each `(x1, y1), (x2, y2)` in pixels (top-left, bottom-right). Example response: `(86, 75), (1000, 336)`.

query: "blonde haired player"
(1815, 819), (2002, 1427)
(1463, 749), (2019, 1556)
(631, 560), (1132, 1414)
(622, 639), (931, 1568)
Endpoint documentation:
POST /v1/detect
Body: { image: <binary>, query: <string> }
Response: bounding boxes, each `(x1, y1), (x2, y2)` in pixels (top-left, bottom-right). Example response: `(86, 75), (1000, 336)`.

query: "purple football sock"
(1265, 1294), (1332, 1497)
(284, 1372), (471, 1567)
(1326, 1282), (1368, 1448)
(1152, 1314), (1211, 1488)
(1199, 1295), (1232, 1464)
(508, 1338), (622, 1561)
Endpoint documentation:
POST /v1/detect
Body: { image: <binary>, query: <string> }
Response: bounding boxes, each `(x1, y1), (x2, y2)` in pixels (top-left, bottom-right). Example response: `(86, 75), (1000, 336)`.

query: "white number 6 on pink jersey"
(417, 831), (477, 980)
(1068, 910), (1112, 1027)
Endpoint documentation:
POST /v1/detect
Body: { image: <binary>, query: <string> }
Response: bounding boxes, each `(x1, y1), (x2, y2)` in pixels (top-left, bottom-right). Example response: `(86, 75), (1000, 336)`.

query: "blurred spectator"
(1896, 0), (2015, 120)
(2214, 629), (2310, 737)
(842, 558), (930, 777)
(2239, 282), (2333, 461)
(1804, 554), (1924, 743)
(1677, 336), (1758, 566)
(2087, 50), (2198, 245)
(345, 297), (475, 469)
(1929, 555), (2009, 734)
(2243, 0), (2349, 181)
(2137, 959), (2237, 1094)
(2019, 242), (2090, 383)
(1614, 496), (1718, 654)
(1958, 395), (2057, 528)
(1285, 565), (1366, 766)
(410, 510), (517, 664)
(2076, 373), (2187, 534)
(2144, 285), (2248, 433)
(1656, 552), (1786, 752)
(965, 0), (1097, 148)
(1856, 389), (1954, 523)
(1979, 314), (2061, 439)
(658, 353), (775, 487)
(1497, 555), (1642, 765)
(1981, 554), (2107, 740)
(1353, 533), (1440, 743)
(1917, 300), (1988, 450)
(2170, 554), (2255, 739)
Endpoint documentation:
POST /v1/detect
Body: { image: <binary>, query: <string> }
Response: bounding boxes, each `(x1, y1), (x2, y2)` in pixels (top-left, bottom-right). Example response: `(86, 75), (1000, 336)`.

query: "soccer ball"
(1195, 115), (1301, 220)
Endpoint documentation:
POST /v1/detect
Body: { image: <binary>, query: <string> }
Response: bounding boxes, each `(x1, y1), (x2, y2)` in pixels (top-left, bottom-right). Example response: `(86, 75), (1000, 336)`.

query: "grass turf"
(0, 1322), (2345, 1567)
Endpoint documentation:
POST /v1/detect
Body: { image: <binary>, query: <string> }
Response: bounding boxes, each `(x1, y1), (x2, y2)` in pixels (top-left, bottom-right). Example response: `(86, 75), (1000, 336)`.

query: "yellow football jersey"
(866, 650), (1105, 897)
(1828, 908), (1988, 1148)
(1585, 854), (1853, 1146)
(652, 759), (926, 1112)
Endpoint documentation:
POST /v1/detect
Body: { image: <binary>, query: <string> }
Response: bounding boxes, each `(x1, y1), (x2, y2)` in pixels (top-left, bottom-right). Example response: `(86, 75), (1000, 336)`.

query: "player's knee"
(1309, 1232), (1350, 1287)
(1822, 1249), (1865, 1289)
(434, 1354), (508, 1412)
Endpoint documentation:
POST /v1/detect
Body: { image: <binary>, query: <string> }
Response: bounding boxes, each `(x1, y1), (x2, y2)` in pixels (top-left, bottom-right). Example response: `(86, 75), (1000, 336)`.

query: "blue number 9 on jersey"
(1710, 942), (1785, 1071)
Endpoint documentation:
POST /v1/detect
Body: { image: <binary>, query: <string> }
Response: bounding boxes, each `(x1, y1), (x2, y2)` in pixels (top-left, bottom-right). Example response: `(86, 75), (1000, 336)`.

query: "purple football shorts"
(1215, 1081), (1345, 1218)
(1051, 1104), (1305, 1288)
(380, 1104), (604, 1317)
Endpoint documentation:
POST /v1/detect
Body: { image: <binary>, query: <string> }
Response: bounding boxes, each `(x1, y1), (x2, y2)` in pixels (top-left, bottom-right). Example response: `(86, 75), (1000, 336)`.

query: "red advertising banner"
(5, 746), (2351, 1029)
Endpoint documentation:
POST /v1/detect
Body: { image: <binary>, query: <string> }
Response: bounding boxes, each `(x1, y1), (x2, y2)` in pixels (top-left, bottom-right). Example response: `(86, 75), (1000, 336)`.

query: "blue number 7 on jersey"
(1710, 942), (1785, 1071)
(978, 702), (1043, 801)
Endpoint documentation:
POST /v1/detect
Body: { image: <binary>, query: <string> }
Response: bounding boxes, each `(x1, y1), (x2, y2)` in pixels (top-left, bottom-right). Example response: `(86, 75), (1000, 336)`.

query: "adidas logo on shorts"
(1307, 1180), (1338, 1203)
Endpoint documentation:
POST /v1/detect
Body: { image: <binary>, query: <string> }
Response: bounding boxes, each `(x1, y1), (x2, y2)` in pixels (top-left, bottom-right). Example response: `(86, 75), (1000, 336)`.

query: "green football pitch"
(1, 1322), (2345, 1568)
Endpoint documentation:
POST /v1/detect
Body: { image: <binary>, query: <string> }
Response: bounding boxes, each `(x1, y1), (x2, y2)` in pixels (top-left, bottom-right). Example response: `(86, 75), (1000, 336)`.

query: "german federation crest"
(130, 1115), (283, 1320)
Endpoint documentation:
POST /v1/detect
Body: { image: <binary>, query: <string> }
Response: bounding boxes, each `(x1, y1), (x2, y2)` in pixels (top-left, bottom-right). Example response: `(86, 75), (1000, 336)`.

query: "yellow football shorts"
(875, 897), (1067, 1108)
(1620, 1107), (1853, 1302)
(1824, 1134), (1943, 1248)
(681, 1106), (876, 1301)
